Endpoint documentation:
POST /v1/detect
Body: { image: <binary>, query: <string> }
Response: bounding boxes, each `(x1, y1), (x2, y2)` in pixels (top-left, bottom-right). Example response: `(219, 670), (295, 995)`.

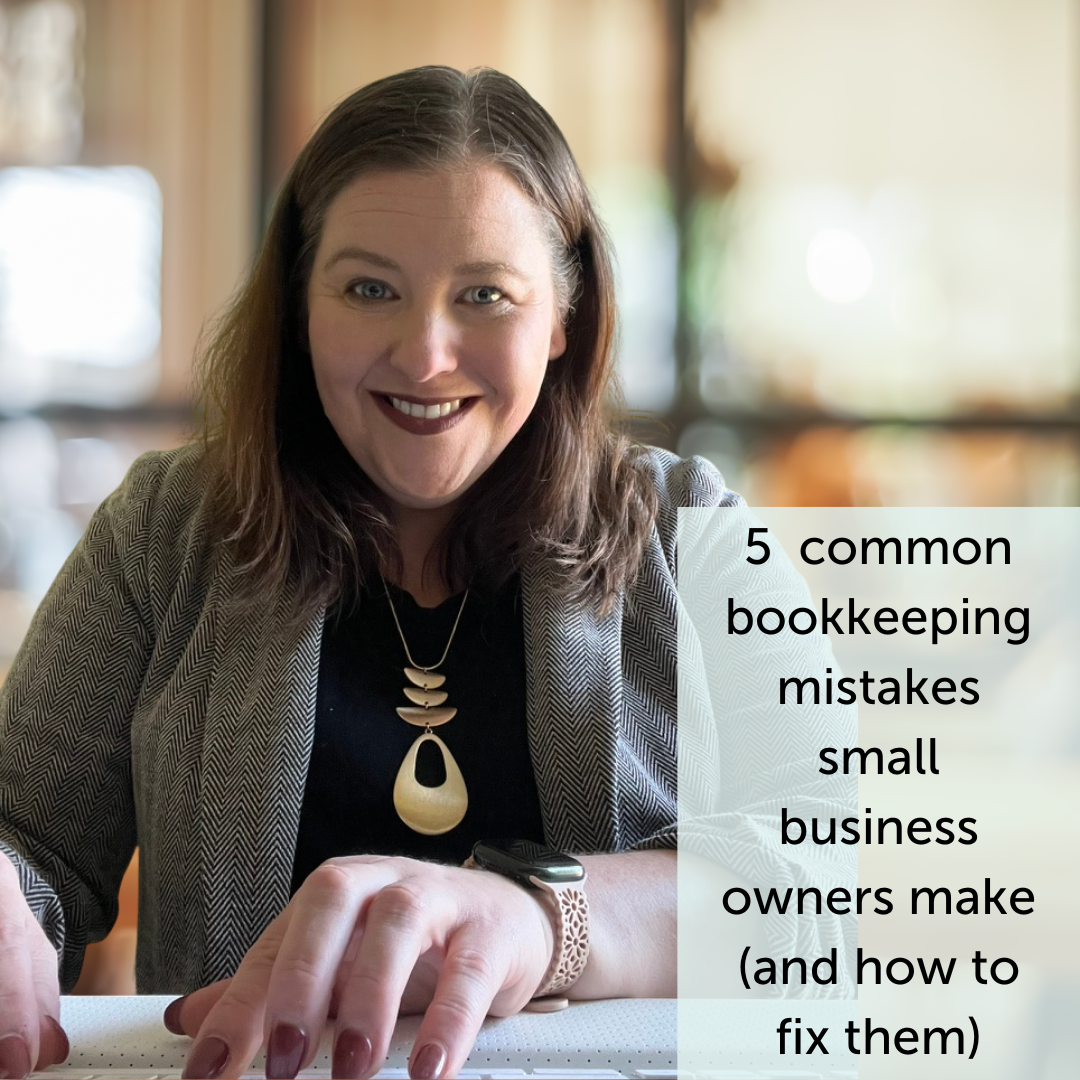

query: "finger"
(262, 863), (371, 1078)
(0, 859), (43, 1079)
(163, 979), (232, 1037)
(181, 909), (294, 1080)
(34, 1015), (69, 1071)
(331, 882), (434, 1079)
(328, 922), (364, 1018)
(28, 910), (65, 1069)
(408, 930), (505, 1080)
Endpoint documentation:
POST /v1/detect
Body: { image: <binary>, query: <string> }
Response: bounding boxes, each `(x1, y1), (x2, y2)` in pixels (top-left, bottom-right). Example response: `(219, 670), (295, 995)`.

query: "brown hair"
(194, 66), (658, 616)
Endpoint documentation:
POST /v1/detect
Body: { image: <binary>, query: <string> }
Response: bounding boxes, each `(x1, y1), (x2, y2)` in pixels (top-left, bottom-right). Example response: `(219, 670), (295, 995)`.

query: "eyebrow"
(322, 246), (529, 281)
(323, 246), (401, 272)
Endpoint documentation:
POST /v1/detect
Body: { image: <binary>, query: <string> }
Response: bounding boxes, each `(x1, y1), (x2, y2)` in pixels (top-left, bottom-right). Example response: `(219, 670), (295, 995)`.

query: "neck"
(389, 502), (458, 608)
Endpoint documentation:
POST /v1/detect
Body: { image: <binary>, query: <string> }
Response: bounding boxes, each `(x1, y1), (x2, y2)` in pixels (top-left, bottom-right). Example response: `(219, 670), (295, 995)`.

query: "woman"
(0, 67), (851, 1080)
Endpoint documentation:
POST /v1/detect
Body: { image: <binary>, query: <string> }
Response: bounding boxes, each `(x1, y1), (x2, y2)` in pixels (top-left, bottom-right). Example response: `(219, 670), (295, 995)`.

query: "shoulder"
(110, 442), (205, 500)
(90, 443), (217, 599)
(631, 446), (744, 576)
(634, 446), (744, 512)
(99, 443), (209, 540)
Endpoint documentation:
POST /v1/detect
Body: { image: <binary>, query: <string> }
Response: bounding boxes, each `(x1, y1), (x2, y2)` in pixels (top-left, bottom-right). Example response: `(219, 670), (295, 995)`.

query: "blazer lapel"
(522, 558), (623, 852)
(195, 570), (323, 984)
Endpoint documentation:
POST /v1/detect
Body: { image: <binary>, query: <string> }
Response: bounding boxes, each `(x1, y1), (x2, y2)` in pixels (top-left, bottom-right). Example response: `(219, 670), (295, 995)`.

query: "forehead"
(314, 164), (553, 268)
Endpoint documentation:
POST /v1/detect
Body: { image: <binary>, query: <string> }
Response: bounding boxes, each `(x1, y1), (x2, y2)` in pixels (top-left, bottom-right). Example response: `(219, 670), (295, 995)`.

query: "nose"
(389, 308), (459, 384)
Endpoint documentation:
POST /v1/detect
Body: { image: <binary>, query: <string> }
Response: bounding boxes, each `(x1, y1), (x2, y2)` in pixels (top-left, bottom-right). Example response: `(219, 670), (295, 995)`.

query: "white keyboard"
(32, 997), (678, 1079)
(31, 997), (860, 1079)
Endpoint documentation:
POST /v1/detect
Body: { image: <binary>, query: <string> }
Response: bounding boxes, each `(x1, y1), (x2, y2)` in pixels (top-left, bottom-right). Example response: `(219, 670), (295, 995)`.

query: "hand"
(168, 855), (555, 1080)
(0, 852), (70, 1079)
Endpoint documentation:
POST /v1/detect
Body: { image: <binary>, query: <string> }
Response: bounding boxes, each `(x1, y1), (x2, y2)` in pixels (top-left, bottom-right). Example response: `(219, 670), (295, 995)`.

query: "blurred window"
(0, 0), (84, 164)
(680, 0), (1079, 506)
(0, 166), (161, 408)
(688, 0), (1076, 418)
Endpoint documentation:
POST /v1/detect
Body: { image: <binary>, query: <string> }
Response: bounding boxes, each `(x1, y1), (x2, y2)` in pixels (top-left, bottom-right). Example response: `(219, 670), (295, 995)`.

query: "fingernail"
(266, 1023), (307, 1080)
(333, 1029), (372, 1078)
(410, 1042), (447, 1080)
(45, 1016), (70, 1065)
(163, 995), (187, 1036)
(0, 1035), (32, 1080)
(182, 1035), (229, 1080)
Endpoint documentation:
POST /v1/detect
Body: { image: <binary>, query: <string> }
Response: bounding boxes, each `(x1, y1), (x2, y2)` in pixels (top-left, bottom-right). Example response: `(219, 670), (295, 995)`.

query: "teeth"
(390, 397), (463, 420)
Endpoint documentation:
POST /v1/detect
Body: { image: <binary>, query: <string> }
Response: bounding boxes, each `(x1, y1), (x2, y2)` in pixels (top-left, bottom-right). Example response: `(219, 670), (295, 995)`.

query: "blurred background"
(0, 0), (1076, 1001)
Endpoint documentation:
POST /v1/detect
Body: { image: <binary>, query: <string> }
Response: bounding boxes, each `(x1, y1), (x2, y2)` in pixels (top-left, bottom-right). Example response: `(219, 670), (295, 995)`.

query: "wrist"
(521, 884), (557, 994)
(465, 840), (591, 1005)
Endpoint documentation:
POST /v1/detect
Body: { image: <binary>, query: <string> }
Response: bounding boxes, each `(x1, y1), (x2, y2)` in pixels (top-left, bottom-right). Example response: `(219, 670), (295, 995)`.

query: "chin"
(386, 482), (472, 511)
(380, 463), (489, 510)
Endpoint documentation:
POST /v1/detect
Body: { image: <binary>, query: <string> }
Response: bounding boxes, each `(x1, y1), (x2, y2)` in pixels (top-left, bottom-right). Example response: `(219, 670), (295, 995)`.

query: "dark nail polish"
(163, 996), (187, 1036)
(0, 1035), (31, 1080)
(182, 1035), (230, 1080)
(44, 1016), (70, 1065)
(410, 1042), (447, 1080)
(333, 1029), (373, 1078)
(266, 1023), (308, 1080)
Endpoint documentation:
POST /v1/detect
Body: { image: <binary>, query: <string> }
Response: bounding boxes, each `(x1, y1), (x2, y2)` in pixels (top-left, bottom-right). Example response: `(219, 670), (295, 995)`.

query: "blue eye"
(353, 280), (392, 300)
(464, 285), (504, 304)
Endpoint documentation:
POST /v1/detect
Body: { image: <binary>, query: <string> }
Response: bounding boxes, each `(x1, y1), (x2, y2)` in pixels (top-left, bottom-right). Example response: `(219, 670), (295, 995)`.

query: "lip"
(372, 392), (477, 435)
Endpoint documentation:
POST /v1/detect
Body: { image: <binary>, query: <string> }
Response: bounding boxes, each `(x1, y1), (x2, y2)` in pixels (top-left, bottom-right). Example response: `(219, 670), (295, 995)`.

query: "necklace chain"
(383, 580), (469, 672)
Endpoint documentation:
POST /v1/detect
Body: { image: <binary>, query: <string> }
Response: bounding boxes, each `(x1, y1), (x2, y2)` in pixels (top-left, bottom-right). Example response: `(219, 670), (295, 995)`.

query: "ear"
(548, 319), (567, 362)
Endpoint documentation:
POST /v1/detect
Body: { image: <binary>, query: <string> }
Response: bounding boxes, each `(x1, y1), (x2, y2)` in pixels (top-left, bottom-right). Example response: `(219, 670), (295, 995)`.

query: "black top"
(290, 576), (547, 893)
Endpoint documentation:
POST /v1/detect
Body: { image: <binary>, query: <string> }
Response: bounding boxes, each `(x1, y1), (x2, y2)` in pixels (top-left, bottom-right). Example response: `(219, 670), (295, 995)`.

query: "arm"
(570, 850), (677, 999)
(0, 461), (158, 989)
(0, 455), (175, 1076)
(638, 451), (856, 996)
(170, 849), (687, 1080)
(677, 496), (858, 994)
(572, 848), (765, 1000)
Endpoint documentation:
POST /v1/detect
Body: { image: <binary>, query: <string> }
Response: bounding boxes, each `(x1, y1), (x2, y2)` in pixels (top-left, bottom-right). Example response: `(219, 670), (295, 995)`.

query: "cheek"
(309, 313), (376, 393)
(489, 322), (554, 410)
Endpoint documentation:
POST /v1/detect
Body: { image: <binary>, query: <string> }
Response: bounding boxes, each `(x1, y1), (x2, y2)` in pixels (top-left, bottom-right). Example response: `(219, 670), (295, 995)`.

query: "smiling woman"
(0, 66), (851, 1080)
(195, 66), (656, 622)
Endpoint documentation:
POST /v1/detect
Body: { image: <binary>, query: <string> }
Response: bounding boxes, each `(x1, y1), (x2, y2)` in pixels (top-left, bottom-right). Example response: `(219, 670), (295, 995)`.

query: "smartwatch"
(468, 839), (590, 1008)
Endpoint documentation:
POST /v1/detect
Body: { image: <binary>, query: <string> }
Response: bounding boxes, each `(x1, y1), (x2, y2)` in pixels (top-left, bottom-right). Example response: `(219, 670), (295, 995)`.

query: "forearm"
(568, 849), (676, 999)
(566, 849), (768, 1000)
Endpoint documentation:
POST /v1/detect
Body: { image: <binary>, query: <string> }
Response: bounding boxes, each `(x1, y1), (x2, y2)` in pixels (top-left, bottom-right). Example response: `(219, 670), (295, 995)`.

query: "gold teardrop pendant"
(393, 732), (468, 835)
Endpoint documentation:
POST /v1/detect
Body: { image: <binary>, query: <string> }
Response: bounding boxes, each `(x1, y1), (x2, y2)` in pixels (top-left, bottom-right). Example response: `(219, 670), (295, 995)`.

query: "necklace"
(384, 582), (470, 835)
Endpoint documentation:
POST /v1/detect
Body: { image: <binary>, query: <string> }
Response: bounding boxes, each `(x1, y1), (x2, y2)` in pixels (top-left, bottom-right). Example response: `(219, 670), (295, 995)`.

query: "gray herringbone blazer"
(0, 445), (852, 994)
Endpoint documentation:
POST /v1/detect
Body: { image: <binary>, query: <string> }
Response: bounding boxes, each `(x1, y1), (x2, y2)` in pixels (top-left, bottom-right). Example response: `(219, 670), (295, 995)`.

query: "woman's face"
(306, 164), (567, 514)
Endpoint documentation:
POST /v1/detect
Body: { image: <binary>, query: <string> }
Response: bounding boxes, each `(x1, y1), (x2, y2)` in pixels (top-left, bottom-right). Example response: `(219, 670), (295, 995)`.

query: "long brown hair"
(194, 66), (658, 616)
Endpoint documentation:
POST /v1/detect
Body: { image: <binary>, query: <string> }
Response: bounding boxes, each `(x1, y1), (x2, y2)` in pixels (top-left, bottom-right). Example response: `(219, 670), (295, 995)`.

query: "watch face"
(472, 839), (585, 886)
